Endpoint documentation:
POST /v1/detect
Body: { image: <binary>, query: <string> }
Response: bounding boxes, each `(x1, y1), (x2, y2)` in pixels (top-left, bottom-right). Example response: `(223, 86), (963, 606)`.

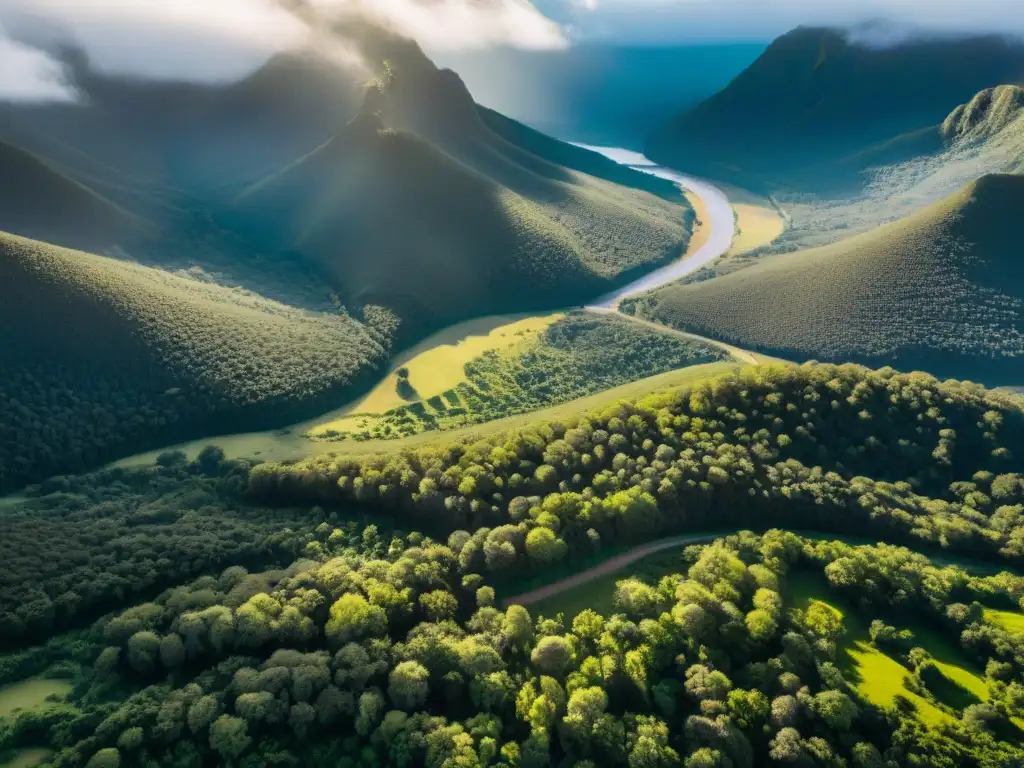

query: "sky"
(1, 0), (1023, 102)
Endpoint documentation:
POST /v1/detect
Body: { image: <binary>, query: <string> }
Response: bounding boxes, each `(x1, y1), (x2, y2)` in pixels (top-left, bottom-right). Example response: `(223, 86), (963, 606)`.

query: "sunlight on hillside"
(0, 677), (72, 718)
(721, 185), (786, 256)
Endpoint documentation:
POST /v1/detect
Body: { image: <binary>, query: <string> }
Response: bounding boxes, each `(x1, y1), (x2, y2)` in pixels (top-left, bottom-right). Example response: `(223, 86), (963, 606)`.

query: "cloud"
(0, 23), (75, 102)
(0, 0), (564, 98)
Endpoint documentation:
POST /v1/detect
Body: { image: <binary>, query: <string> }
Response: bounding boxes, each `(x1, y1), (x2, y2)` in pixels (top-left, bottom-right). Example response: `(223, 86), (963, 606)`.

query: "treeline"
(3, 531), (1021, 767)
(0, 448), (396, 646)
(252, 364), (1024, 565)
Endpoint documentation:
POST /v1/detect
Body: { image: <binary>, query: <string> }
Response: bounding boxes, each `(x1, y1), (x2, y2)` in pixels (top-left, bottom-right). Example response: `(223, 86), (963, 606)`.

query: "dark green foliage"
(0, 232), (392, 491)
(0, 450), (387, 645)
(626, 175), (1024, 385)
(2, 530), (1019, 767)
(646, 26), (1024, 190)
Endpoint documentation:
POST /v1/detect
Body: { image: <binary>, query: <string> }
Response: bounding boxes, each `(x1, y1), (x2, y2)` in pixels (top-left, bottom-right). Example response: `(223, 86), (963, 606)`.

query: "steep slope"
(234, 37), (690, 331)
(0, 232), (389, 491)
(0, 52), (362, 204)
(647, 26), (1024, 189)
(0, 138), (140, 250)
(626, 174), (1024, 385)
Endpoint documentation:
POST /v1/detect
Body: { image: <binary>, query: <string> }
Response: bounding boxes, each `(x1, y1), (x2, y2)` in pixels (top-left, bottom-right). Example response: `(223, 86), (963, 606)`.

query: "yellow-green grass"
(632, 174), (1024, 384)
(310, 313), (563, 434)
(718, 183), (786, 256)
(986, 608), (1024, 636)
(114, 361), (740, 469)
(682, 191), (711, 256)
(0, 677), (72, 718)
(786, 574), (953, 726)
(0, 748), (54, 768)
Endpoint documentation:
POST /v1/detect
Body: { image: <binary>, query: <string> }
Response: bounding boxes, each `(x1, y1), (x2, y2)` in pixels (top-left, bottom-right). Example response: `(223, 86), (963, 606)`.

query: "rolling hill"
(0, 232), (390, 491)
(0, 138), (140, 251)
(646, 26), (1024, 190)
(233, 36), (690, 330)
(624, 174), (1024, 385)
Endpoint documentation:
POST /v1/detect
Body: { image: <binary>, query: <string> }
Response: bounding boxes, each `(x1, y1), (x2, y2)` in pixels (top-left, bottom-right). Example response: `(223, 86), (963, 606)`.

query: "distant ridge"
(625, 174), (1024, 385)
(647, 26), (1024, 188)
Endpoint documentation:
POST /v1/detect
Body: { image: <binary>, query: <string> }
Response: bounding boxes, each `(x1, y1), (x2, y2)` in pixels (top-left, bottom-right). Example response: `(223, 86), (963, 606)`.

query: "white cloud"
(0, 0), (565, 97)
(0, 22), (75, 102)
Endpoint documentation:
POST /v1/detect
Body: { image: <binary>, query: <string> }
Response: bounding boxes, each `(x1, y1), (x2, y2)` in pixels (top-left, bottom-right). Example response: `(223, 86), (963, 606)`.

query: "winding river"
(575, 145), (736, 309)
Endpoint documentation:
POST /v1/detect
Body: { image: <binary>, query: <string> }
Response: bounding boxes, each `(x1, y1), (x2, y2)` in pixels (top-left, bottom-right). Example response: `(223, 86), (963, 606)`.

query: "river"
(574, 145), (736, 309)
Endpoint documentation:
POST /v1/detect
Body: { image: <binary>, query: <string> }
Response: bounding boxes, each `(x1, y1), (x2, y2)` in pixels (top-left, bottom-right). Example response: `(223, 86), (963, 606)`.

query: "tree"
(187, 694), (220, 734)
(389, 661), (430, 710)
(420, 590), (459, 621)
(326, 593), (387, 647)
(813, 690), (858, 731)
(685, 665), (732, 702)
(531, 636), (574, 675)
(86, 748), (121, 768)
(209, 715), (251, 760)
(727, 689), (769, 730)
(526, 527), (567, 565)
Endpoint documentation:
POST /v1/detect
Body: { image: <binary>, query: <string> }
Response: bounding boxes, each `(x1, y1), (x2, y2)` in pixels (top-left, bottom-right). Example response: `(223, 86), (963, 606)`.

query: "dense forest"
(0, 361), (1022, 766)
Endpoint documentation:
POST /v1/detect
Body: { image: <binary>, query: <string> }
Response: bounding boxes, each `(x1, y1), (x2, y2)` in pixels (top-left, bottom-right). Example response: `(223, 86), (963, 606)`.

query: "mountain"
(0, 231), (390, 491)
(646, 26), (1024, 189)
(233, 35), (691, 330)
(0, 138), (140, 251)
(0, 51), (363, 204)
(624, 174), (1024, 385)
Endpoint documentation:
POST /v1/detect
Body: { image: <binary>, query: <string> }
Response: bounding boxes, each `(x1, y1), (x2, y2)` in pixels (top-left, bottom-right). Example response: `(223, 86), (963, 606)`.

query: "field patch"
(986, 608), (1024, 636)
(721, 184), (786, 256)
(0, 677), (72, 718)
(0, 749), (54, 768)
(785, 574), (953, 726)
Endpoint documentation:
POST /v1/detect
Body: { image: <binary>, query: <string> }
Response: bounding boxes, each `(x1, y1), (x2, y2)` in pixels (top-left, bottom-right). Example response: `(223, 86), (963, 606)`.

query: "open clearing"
(0, 676), (72, 718)
(986, 608), (1024, 636)
(309, 313), (563, 436)
(0, 749), (54, 768)
(720, 183), (786, 256)
(786, 574), (993, 726)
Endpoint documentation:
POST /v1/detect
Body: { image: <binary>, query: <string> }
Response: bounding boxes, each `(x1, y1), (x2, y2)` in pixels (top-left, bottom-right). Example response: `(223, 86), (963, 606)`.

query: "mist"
(0, 0), (565, 101)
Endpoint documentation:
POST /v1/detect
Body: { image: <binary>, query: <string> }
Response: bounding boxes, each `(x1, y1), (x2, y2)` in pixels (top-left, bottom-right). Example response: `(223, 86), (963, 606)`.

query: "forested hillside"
(0, 233), (392, 492)
(621, 174), (1024, 384)
(0, 362), (1022, 767)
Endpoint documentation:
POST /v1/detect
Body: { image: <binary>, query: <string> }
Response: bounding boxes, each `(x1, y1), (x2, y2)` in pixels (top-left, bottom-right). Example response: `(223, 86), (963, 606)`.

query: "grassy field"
(310, 313), (563, 435)
(630, 173), (1024, 385)
(985, 608), (1024, 637)
(0, 677), (72, 719)
(0, 749), (54, 768)
(786, 573), (991, 726)
(720, 184), (786, 256)
(311, 313), (730, 442)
